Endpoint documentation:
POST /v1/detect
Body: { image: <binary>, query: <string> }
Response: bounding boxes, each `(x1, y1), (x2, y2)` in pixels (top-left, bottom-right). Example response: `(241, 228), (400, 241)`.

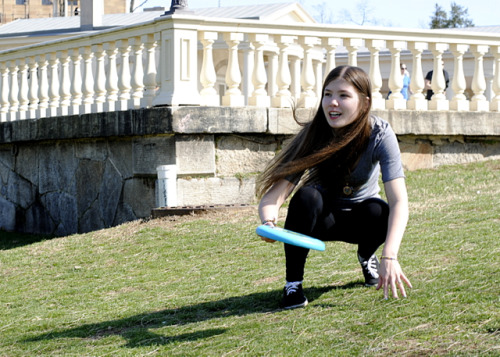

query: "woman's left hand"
(376, 259), (412, 299)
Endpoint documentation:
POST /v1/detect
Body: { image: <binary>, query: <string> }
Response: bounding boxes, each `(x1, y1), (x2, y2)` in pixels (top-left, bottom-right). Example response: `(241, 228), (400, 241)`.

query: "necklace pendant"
(343, 185), (353, 196)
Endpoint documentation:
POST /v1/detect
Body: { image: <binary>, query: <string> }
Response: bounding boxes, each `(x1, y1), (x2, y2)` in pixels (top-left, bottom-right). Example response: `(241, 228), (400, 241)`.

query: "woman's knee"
(289, 186), (324, 211)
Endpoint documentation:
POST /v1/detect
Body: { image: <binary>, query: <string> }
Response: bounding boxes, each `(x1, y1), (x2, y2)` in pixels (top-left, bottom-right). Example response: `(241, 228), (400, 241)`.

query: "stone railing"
(1, 13), (500, 123)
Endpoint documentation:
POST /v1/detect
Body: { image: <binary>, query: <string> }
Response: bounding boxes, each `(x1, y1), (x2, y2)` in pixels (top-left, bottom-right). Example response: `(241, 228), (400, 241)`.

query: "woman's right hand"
(258, 222), (277, 243)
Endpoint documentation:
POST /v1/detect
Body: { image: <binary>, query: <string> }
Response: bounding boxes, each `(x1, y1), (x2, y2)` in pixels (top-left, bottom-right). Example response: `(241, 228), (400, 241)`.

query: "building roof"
(0, 2), (313, 39)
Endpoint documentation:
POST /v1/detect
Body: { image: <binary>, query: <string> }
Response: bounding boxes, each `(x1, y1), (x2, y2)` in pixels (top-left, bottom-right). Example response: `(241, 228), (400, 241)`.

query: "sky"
(135, 0), (497, 29)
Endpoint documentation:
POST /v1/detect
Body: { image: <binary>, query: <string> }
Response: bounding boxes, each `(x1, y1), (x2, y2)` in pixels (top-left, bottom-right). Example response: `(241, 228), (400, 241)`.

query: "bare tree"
(130, 0), (153, 13)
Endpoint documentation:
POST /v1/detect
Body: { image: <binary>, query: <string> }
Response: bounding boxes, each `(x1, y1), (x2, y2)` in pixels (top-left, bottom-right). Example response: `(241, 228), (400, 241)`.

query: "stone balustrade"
(0, 14), (500, 123)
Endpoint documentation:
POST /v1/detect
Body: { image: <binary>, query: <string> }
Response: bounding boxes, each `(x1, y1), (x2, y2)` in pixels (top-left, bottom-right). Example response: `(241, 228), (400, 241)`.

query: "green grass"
(1, 160), (499, 356)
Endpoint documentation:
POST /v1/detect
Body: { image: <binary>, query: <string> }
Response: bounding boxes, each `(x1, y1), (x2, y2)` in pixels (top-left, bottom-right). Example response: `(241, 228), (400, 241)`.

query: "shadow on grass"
(24, 283), (361, 348)
(0, 230), (53, 250)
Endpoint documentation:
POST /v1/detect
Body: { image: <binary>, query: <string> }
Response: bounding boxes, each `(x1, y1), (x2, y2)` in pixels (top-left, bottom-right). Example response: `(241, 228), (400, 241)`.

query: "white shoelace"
(285, 281), (302, 295)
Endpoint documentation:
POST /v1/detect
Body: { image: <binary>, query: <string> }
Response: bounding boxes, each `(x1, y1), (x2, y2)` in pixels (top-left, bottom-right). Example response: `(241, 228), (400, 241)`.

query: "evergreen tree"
(429, 2), (474, 29)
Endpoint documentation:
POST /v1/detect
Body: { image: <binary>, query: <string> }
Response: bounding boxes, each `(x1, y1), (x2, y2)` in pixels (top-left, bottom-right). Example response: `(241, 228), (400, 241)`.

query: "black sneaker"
(358, 253), (380, 287)
(282, 282), (308, 309)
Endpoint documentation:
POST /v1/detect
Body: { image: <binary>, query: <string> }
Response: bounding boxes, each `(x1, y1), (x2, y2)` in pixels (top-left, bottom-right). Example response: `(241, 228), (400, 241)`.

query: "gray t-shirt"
(288, 115), (404, 205)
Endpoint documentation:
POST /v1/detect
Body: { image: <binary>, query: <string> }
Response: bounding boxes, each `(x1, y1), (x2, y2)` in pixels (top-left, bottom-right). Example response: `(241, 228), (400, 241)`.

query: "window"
(42, 0), (53, 5)
(16, 0), (26, 4)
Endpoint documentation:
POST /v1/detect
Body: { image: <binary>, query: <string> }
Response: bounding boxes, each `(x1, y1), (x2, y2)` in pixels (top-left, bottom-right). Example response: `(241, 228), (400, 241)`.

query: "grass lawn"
(0, 160), (499, 356)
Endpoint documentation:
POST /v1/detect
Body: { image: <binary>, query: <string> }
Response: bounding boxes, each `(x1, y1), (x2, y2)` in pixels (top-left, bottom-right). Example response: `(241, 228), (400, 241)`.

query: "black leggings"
(283, 186), (389, 282)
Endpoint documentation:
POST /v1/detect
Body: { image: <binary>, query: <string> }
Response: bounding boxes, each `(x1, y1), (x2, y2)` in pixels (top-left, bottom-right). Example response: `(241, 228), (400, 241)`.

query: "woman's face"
(322, 78), (367, 130)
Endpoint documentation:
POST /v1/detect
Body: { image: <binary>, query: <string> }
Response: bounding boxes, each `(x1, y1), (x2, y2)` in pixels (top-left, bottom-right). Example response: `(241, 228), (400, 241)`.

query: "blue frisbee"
(256, 225), (326, 251)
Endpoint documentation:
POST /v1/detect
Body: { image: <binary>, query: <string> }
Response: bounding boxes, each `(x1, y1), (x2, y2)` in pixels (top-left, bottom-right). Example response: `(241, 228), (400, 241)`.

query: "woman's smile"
(322, 78), (367, 129)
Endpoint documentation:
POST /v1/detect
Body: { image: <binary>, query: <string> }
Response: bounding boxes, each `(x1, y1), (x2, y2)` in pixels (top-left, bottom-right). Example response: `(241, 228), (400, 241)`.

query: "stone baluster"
(470, 44), (489, 111)
(198, 31), (219, 106)
(314, 60), (323, 99)
(27, 56), (39, 118)
(366, 39), (385, 110)
(249, 34), (270, 107)
(323, 37), (341, 81)
(449, 44), (469, 111)
(80, 46), (94, 114)
(37, 54), (49, 118)
(117, 39), (132, 110)
(290, 56), (301, 101)
(70, 48), (83, 115)
(407, 42), (427, 110)
(242, 37), (254, 106)
(57, 50), (71, 116)
(8, 60), (19, 120)
(345, 38), (362, 66)
(298, 36), (319, 108)
(103, 41), (118, 112)
(129, 37), (144, 109)
(0, 62), (9, 121)
(272, 35), (294, 108)
(490, 46), (500, 111)
(17, 58), (29, 120)
(222, 32), (244, 107)
(92, 44), (106, 113)
(428, 43), (449, 110)
(266, 50), (278, 99)
(48, 52), (60, 117)
(386, 40), (406, 110)
(141, 34), (158, 108)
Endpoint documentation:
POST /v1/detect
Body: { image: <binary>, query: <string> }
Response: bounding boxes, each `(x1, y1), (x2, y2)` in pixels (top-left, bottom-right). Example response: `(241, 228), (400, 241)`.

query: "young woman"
(256, 65), (412, 309)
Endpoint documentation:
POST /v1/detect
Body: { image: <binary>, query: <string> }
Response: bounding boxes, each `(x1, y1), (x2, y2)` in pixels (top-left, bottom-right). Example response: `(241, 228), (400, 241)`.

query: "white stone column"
(222, 32), (244, 107)
(69, 48), (83, 115)
(407, 42), (427, 110)
(8, 60), (19, 120)
(249, 33), (270, 107)
(103, 41), (118, 112)
(17, 58), (29, 120)
(241, 38), (254, 106)
(48, 52), (60, 117)
(386, 40), (406, 110)
(153, 28), (200, 106)
(490, 46), (500, 111)
(27, 56), (39, 119)
(57, 50), (72, 116)
(199, 31), (219, 106)
(272, 35), (294, 108)
(323, 37), (341, 81)
(298, 36), (319, 108)
(92, 44), (106, 113)
(428, 43), (449, 111)
(314, 60), (323, 99)
(129, 37), (145, 109)
(0, 62), (8, 121)
(470, 44), (490, 112)
(80, 46), (94, 114)
(266, 50), (278, 99)
(36, 54), (49, 118)
(116, 39), (131, 111)
(141, 34), (158, 109)
(449, 44), (470, 111)
(345, 38), (362, 66)
(290, 56), (301, 101)
(366, 39), (385, 110)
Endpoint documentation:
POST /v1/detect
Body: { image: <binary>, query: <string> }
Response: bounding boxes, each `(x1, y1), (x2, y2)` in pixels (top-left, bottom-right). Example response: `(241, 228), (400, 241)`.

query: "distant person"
(425, 67), (449, 100)
(74, 7), (79, 16)
(386, 63), (411, 100)
(400, 63), (411, 100)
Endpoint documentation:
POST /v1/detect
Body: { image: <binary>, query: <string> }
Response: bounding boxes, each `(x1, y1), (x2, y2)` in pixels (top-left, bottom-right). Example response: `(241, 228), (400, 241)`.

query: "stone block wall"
(0, 107), (499, 236)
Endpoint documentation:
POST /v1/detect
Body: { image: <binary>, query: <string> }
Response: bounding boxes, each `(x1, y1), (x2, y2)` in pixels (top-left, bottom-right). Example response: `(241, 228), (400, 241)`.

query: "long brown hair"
(256, 65), (373, 198)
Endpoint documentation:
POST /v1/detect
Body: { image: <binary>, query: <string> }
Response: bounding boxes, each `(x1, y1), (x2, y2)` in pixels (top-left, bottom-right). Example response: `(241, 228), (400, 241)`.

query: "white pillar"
(8, 60), (19, 120)
(27, 56), (39, 119)
(249, 33), (270, 107)
(222, 32), (244, 107)
(199, 31), (219, 106)
(323, 37), (341, 81)
(116, 39), (131, 111)
(129, 36), (145, 109)
(298, 36), (319, 108)
(449, 44), (470, 111)
(69, 48), (83, 115)
(345, 38), (362, 67)
(57, 50), (72, 116)
(92, 44), (106, 113)
(103, 41), (119, 112)
(141, 34), (158, 108)
(490, 46), (500, 111)
(17, 58), (29, 120)
(366, 39), (385, 110)
(80, 45), (94, 114)
(407, 42), (428, 110)
(470, 44), (490, 112)
(272, 35), (295, 108)
(36, 54), (49, 118)
(428, 43), (449, 111)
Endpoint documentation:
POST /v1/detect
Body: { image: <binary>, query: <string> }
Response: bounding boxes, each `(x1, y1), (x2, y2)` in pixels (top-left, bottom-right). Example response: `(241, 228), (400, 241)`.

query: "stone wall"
(0, 107), (499, 236)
